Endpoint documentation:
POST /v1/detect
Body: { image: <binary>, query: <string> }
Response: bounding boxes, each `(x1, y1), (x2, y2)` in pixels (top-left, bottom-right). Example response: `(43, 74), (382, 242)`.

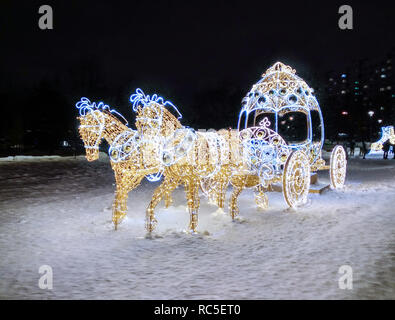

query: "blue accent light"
(76, 97), (128, 125)
(130, 88), (182, 120)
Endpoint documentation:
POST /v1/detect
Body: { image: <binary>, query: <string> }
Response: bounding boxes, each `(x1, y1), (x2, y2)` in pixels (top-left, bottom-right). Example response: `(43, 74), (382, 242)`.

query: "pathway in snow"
(0, 154), (394, 299)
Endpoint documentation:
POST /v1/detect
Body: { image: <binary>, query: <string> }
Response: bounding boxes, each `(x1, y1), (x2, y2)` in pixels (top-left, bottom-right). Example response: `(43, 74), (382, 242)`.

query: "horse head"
(130, 88), (182, 138)
(76, 97), (128, 162)
(76, 98), (108, 161)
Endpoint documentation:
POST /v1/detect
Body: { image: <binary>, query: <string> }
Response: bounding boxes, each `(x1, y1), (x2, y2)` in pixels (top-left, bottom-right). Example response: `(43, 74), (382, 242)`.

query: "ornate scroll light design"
(77, 97), (163, 229)
(370, 126), (395, 151)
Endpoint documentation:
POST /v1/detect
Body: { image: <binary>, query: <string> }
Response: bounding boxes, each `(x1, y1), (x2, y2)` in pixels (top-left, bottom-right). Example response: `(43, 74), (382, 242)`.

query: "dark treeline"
(0, 57), (247, 156)
(0, 56), (390, 157)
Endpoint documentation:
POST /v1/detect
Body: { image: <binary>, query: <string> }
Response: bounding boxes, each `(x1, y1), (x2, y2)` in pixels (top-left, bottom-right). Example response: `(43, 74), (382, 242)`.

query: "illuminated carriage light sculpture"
(236, 62), (347, 208)
(370, 126), (395, 152)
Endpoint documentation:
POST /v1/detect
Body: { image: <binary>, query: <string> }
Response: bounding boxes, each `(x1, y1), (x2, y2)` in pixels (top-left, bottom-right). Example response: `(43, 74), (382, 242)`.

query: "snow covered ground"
(0, 153), (394, 299)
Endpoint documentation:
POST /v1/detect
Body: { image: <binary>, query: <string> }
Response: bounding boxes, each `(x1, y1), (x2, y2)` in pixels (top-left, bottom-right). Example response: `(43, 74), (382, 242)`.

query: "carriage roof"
(238, 62), (322, 129)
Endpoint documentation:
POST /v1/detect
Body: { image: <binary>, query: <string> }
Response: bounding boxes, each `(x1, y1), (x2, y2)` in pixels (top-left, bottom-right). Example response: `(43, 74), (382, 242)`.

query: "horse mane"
(130, 88), (182, 120)
(130, 89), (183, 136)
(76, 97), (129, 126)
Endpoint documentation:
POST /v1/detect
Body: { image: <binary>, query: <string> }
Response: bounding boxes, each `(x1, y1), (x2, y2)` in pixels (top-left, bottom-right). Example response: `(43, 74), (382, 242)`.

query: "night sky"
(1, 0), (394, 134)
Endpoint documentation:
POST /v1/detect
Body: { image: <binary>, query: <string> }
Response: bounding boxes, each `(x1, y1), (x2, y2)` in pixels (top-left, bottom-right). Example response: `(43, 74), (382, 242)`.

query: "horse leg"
(255, 185), (269, 210)
(146, 177), (177, 232)
(164, 179), (178, 208)
(229, 185), (243, 220)
(217, 167), (232, 210)
(112, 175), (143, 230)
(185, 179), (200, 233)
(229, 175), (247, 220)
(112, 184), (127, 230)
(216, 177), (229, 210)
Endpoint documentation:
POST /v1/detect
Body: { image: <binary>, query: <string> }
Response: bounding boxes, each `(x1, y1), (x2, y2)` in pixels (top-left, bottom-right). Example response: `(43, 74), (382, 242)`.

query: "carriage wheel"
(330, 145), (347, 189)
(282, 150), (311, 208)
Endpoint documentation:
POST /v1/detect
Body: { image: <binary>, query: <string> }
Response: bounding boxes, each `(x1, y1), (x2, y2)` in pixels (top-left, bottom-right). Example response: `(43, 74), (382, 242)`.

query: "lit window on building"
(329, 78), (333, 81)
(380, 106), (385, 110)
(341, 90), (346, 94)
(381, 68), (386, 72)
(380, 87), (385, 91)
(342, 79), (346, 83)
(387, 86), (392, 90)
(381, 74), (386, 78)
(341, 74), (346, 78)
(363, 85), (368, 89)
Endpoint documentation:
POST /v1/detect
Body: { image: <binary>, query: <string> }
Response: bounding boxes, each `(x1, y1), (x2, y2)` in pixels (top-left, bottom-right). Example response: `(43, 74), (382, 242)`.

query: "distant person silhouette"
(361, 140), (368, 159)
(390, 142), (395, 160)
(349, 140), (355, 157)
(382, 140), (390, 160)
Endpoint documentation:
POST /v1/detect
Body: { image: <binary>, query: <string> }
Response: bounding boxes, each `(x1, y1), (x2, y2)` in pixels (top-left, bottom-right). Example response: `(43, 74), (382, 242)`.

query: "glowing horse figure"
(370, 126), (395, 151)
(130, 89), (237, 233)
(76, 98), (164, 229)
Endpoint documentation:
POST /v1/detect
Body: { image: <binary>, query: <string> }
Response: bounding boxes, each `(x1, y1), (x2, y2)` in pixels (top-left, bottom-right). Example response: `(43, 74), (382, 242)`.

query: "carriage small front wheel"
(329, 145), (347, 189)
(282, 150), (311, 208)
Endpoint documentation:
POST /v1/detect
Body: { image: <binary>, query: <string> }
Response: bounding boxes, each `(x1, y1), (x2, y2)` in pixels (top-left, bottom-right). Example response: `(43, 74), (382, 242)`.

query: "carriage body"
(237, 62), (347, 207)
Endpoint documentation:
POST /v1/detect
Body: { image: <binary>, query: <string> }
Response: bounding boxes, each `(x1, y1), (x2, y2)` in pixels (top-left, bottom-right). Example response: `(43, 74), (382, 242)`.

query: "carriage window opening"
(310, 111), (322, 142)
(277, 112), (308, 144)
(247, 114), (256, 127)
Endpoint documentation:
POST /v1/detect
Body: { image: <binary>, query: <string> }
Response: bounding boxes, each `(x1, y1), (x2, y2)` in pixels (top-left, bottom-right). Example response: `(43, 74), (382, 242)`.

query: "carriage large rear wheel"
(282, 150), (311, 208)
(330, 145), (347, 189)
